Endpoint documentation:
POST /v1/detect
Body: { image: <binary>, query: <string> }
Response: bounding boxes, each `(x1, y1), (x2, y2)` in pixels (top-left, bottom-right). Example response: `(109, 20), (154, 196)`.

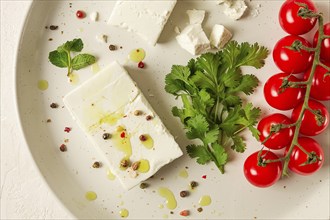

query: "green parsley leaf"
(165, 40), (268, 173)
(187, 144), (212, 165)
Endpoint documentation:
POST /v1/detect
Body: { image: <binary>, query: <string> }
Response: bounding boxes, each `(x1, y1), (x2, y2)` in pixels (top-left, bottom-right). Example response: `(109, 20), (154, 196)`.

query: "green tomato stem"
(282, 16), (325, 177)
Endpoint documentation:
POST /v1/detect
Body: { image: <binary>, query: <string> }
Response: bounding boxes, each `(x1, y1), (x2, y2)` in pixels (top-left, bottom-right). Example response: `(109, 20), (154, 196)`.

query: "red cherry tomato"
(279, 0), (317, 35)
(286, 137), (324, 175)
(264, 73), (305, 110)
(304, 63), (330, 101)
(244, 150), (282, 188)
(258, 113), (295, 150)
(314, 23), (330, 62)
(273, 35), (313, 74)
(291, 99), (329, 136)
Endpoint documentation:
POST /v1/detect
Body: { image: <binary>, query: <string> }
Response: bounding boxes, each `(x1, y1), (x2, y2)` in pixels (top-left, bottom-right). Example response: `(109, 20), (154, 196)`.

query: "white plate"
(16, 1), (330, 219)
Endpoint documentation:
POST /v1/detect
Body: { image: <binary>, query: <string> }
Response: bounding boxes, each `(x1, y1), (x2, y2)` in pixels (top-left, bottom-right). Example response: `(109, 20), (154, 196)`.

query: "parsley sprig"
(165, 41), (269, 173)
(48, 38), (96, 77)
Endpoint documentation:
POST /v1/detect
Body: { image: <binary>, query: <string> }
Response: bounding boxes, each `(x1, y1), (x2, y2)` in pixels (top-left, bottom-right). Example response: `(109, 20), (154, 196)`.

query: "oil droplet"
(158, 204), (164, 209)
(119, 201), (124, 206)
(163, 214), (169, 219)
(113, 128), (132, 158)
(68, 72), (79, 85)
(107, 168), (116, 180)
(141, 134), (154, 149)
(99, 112), (124, 126)
(37, 80), (48, 91)
(119, 208), (129, 218)
(129, 48), (146, 63)
(91, 62), (100, 74)
(199, 195), (212, 206)
(85, 191), (97, 201)
(179, 169), (188, 179)
(158, 187), (177, 210)
(137, 159), (150, 173)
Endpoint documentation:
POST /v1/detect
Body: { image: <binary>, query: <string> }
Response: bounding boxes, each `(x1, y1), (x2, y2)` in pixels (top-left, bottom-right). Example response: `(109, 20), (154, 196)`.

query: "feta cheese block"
(209, 24), (232, 49)
(176, 24), (210, 55)
(108, 0), (177, 45)
(63, 61), (183, 190)
(223, 0), (248, 20)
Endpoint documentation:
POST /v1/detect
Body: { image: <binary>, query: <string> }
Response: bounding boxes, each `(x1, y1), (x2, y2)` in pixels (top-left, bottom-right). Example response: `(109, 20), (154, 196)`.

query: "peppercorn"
(134, 110), (142, 116)
(109, 44), (117, 51)
(102, 133), (111, 140)
(49, 25), (58, 30)
(92, 161), (101, 168)
(197, 207), (203, 212)
(50, 103), (58, 108)
(120, 159), (129, 168)
(140, 182), (148, 189)
(131, 161), (140, 171)
(190, 181), (198, 188)
(179, 210), (189, 217)
(180, 190), (189, 197)
(139, 135), (147, 142)
(146, 115), (153, 121)
(59, 144), (67, 152)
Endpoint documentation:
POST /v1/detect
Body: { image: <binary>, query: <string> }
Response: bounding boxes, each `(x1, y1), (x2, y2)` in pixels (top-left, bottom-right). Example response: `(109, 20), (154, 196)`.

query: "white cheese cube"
(90, 11), (99, 22)
(176, 24), (210, 55)
(209, 24), (232, 49)
(223, 0), (247, 20)
(108, 0), (177, 45)
(186, 9), (205, 24)
(63, 61), (183, 190)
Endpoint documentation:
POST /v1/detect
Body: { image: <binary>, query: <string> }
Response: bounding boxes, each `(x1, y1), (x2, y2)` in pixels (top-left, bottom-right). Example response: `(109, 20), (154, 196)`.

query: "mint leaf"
(58, 38), (84, 52)
(72, 54), (96, 70)
(49, 38), (96, 77)
(48, 50), (69, 68)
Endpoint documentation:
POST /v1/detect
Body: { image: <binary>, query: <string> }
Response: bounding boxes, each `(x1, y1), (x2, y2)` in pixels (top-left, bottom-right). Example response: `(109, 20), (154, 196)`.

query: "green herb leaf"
(49, 38), (96, 77)
(187, 144), (212, 165)
(58, 38), (84, 53)
(165, 40), (268, 173)
(48, 50), (69, 68)
(72, 54), (96, 70)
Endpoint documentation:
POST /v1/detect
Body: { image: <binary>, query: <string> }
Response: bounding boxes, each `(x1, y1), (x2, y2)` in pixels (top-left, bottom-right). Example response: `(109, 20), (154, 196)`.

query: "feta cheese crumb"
(176, 24), (210, 55)
(90, 11), (99, 22)
(174, 26), (181, 34)
(209, 24), (232, 49)
(96, 34), (108, 43)
(186, 9), (205, 24)
(223, 0), (247, 20)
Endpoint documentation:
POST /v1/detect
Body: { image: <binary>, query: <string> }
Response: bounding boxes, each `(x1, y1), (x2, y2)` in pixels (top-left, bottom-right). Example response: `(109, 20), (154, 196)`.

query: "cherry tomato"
(314, 23), (330, 62)
(303, 63), (330, 101)
(244, 150), (282, 188)
(285, 137), (324, 175)
(273, 35), (313, 74)
(258, 113), (295, 150)
(291, 99), (329, 136)
(279, 0), (317, 35)
(264, 73), (305, 110)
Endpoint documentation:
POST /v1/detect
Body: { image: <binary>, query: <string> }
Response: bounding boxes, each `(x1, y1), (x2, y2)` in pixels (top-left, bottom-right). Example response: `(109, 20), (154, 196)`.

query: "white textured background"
(1, 1), (73, 219)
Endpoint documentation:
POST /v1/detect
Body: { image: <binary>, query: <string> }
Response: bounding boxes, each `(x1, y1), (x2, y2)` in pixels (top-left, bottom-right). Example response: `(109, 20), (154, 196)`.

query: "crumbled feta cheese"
(209, 24), (232, 49)
(223, 0), (247, 20)
(90, 11), (99, 22)
(108, 0), (177, 45)
(186, 9), (205, 24)
(96, 34), (108, 43)
(176, 24), (210, 55)
(174, 26), (181, 34)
